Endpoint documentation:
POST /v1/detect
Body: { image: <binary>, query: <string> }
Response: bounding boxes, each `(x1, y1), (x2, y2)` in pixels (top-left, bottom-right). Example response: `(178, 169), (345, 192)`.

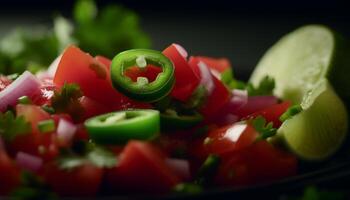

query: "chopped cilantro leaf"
(0, 111), (31, 141)
(251, 116), (277, 141)
(195, 154), (221, 186)
(58, 144), (117, 170)
(173, 183), (203, 194)
(51, 83), (84, 121)
(280, 104), (303, 122)
(247, 76), (275, 96)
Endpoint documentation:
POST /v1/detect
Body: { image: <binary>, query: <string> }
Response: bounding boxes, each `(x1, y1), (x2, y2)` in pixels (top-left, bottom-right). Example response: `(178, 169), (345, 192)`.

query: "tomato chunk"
(106, 141), (180, 193)
(188, 57), (230, 118)
(163, 44), (200, 101)
(215, 140), (297, 186)
(246, 101), (291, 128)
(44, 162), (103, 197)
(0, 151), (20, 195)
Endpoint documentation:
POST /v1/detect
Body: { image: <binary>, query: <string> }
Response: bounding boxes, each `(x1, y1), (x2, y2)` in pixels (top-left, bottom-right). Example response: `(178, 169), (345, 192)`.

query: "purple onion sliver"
(0, 71), (41, 112)
(228, 89), (248, 111)
(16, 152), (43, 172)
(57, 119), (77, 143)
(165, 158), (191, 180)
(198, 61), (215, 95)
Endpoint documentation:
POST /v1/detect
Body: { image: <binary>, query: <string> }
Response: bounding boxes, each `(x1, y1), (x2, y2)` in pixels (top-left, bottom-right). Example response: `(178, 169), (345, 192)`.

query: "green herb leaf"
(195, 154), (221, 186)
(247, 75), (275, 96)
(73, 3), (151, 58)
(251, 116), (277, 140)
(0, 111), (31, 141)
(51, 83), (84, 121)
(86, 146), (117, 168)
(74, 0), (97, 25)
(58, 144), (117, 170)
(58, 156), (87, 170)
(11, 171), (58, 200)
(280, 104), (303, 122)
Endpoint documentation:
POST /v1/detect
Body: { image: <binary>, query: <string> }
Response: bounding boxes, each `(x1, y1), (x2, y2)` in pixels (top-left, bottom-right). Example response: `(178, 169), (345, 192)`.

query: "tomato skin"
(0, 151), (20, 195)
(191, 124), (258, 160)
(162, 44), (200, 101)
(95, 55), (112, 70)
(246, 101), (291, 128)
(9, 105), (59, 161)
(106, 141), (180, 193)
(44, 162), (103, 197)
(79, 96), (109, 120)
(215, 140), (297, 186)
(188, 57), (231, 118)
(191, 56), (231, 73)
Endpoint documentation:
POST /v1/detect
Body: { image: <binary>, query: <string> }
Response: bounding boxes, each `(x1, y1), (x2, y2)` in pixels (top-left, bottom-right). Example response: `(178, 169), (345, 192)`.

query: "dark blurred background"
(0, 0), (349, 76)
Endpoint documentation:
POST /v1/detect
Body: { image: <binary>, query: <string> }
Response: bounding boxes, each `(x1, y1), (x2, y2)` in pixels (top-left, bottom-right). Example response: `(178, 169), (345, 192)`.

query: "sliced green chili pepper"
(110, 49), (175, 102)
(160, 109), (203, 131)
(84, 109), (160, 144)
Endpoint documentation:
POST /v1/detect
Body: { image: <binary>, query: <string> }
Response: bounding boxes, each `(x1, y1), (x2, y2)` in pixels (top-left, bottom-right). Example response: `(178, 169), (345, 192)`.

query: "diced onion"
(0, 71), (41, 112)
(16, 152), (43, 172)
(173, 44), (188, 59)
(57, 119), (77, 144)
(165, 158), (191, 181)
(198, 61), (215, 95)
(235, 95), (278, 117)
(227, 89), (248, 112)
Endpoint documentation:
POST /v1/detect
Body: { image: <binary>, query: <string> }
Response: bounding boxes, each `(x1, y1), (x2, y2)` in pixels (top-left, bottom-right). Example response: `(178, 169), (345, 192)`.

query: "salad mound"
(0, 25), (349, 198)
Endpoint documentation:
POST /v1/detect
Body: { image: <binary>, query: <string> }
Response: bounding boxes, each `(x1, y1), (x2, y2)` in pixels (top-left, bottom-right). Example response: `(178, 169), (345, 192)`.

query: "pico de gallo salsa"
(0, 44), (298, 197)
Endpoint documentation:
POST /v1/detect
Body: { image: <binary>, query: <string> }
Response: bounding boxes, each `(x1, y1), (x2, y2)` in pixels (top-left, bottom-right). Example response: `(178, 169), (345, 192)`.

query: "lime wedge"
(250, 25), (350, 104)
(250, 25), (350, 160)
(277, 79), (348, 160)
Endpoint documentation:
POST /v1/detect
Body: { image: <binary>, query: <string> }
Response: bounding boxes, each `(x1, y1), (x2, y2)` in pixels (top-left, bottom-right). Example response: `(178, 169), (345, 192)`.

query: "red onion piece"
(228, 89), (248, 112)
(215, 114), (239, 126)
(198, 61), (215, 95)
(234, 95), (278, 117)
(165, 158), (191, 181)
(57, 119), (77, 144)
(173, 44), (188, 59)
(0, 71), (41, 112)
(16, 152), (43, 172)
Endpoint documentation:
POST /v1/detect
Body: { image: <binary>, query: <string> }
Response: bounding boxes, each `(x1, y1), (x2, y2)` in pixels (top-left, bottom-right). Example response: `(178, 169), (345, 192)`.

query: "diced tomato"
(44, 162), (103, 196)
(163, 44), (200, 101)
(188, 57), (231, 118)
(124, 65), (162, 83)
(106, 141), (180, 193)
(9, 105), (59, 161)
(53, 46), (150, 110)
(74, 124), (90, 141)
(246, 101), (291, 128)
(191, 56), (231, 73)
(191, 123), (258, 160)
(30, 83), (56, 106)
(0, 151), (20, 195)
(79, 96), (109, 120)
(0, 76), (12, 92)
(95, 55), (112, 70)
(215, 140), (297, 186)
(16, 104), (51, 134)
